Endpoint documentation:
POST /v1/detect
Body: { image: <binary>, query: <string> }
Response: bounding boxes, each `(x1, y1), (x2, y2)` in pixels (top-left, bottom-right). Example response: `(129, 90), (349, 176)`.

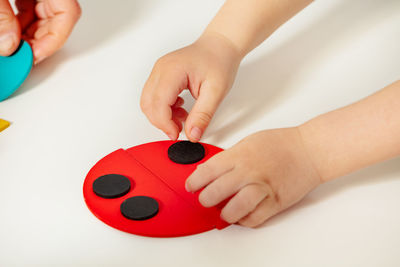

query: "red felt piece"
(83, 141), (231, 238)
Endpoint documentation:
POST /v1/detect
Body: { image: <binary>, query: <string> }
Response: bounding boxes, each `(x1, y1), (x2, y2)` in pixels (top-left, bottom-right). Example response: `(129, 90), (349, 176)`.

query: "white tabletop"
(1, 0), (400, 266)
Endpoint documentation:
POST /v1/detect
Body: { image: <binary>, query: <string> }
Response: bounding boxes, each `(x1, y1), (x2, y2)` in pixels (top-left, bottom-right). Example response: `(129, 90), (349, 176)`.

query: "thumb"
(0, 0), (20, 56)
(185, 80), (226, 142)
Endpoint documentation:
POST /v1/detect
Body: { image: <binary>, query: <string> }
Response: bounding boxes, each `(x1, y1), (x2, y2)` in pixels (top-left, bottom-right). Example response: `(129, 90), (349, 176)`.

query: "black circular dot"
(120, 196), (159, 220)
(167, 141), (205, 164)
(93, 174), (131, 199)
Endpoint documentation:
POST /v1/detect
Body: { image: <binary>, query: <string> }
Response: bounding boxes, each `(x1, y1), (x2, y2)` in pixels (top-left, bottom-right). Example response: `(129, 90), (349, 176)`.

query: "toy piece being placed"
(83, 140), (230, 238)
(0, 40), (33, 101)
(168, 141), (205, 164)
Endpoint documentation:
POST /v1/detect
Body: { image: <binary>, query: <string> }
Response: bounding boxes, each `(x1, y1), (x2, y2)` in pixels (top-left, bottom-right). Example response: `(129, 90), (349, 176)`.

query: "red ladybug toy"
(83, 140), (230, 238)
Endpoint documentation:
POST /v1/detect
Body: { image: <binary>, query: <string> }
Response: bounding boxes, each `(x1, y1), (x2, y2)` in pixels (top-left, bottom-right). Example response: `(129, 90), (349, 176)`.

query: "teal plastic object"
(0, 40), (33, 101)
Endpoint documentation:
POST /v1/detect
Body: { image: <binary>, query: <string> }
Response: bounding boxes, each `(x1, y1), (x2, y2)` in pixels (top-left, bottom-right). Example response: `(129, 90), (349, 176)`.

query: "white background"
(1, 0), (400, 266)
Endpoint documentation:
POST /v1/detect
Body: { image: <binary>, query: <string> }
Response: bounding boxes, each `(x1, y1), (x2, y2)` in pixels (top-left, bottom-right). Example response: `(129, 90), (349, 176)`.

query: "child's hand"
(0, 0), (81, 64)
(140, 33), (242, 142)
(185, 128), (321, 227)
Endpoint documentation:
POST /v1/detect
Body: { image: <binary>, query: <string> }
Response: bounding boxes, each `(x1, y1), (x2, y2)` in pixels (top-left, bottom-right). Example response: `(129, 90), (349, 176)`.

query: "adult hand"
(0, 0), (81, 64)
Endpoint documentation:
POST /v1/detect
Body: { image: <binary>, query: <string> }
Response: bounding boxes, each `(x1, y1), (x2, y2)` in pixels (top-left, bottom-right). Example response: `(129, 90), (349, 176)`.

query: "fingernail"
(0, 33), (17, 56)
(34, 56), (45, 65)
(167, 134), (176, 141)
(190, 127), (202, 142)
(185, 182), (191, 192)
(33, 47), (46, 65)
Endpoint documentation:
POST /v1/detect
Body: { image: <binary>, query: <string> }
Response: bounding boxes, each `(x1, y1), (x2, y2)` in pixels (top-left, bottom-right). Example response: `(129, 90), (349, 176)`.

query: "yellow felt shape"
(0, 119), (10, 132)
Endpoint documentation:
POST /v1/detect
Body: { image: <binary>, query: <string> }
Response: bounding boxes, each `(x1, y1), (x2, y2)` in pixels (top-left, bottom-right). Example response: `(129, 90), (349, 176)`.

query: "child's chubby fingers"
(141, 33), (242, 141)
(238, 197), (281, 228)
(185, 128), (322, 227)
(198, 168), (268, 209)
(171, 106), (188, 133)
(171, 97), (188, 131)
(184, 79), (227, 143)
(145, 103), (180, 140)
(141, 67), (188, 140)
(220, 183), (271, 224)
(185, 150), (234, 193)
(198, 170), (241, 208)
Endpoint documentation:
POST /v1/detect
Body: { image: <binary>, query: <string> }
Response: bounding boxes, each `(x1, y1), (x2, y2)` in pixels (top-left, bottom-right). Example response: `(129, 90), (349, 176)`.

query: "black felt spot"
(93, 174), (131, 199)
(120, 196), (159, 220)
(167, 141), (205, 164)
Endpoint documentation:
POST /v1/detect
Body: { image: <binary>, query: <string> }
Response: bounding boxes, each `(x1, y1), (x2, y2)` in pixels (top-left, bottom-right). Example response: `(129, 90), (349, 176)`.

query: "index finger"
(140, 66), (188, 140)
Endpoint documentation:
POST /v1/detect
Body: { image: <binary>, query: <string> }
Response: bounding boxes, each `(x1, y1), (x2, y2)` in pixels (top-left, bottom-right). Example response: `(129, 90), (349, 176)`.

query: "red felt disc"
(83, 140), (230, 238)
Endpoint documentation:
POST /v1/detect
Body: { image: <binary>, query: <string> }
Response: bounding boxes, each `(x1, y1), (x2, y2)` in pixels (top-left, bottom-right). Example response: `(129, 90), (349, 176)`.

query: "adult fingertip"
(34, 56), (45, 65)
(0, 32), (19, 56)
(72, 0), (82, 20)
(31, 44), (47, 65)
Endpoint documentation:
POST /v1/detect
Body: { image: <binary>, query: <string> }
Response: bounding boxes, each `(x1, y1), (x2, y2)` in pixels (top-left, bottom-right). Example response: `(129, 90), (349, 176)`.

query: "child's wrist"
(197, 30), (245, 62)
(296, 124), (330, 184)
